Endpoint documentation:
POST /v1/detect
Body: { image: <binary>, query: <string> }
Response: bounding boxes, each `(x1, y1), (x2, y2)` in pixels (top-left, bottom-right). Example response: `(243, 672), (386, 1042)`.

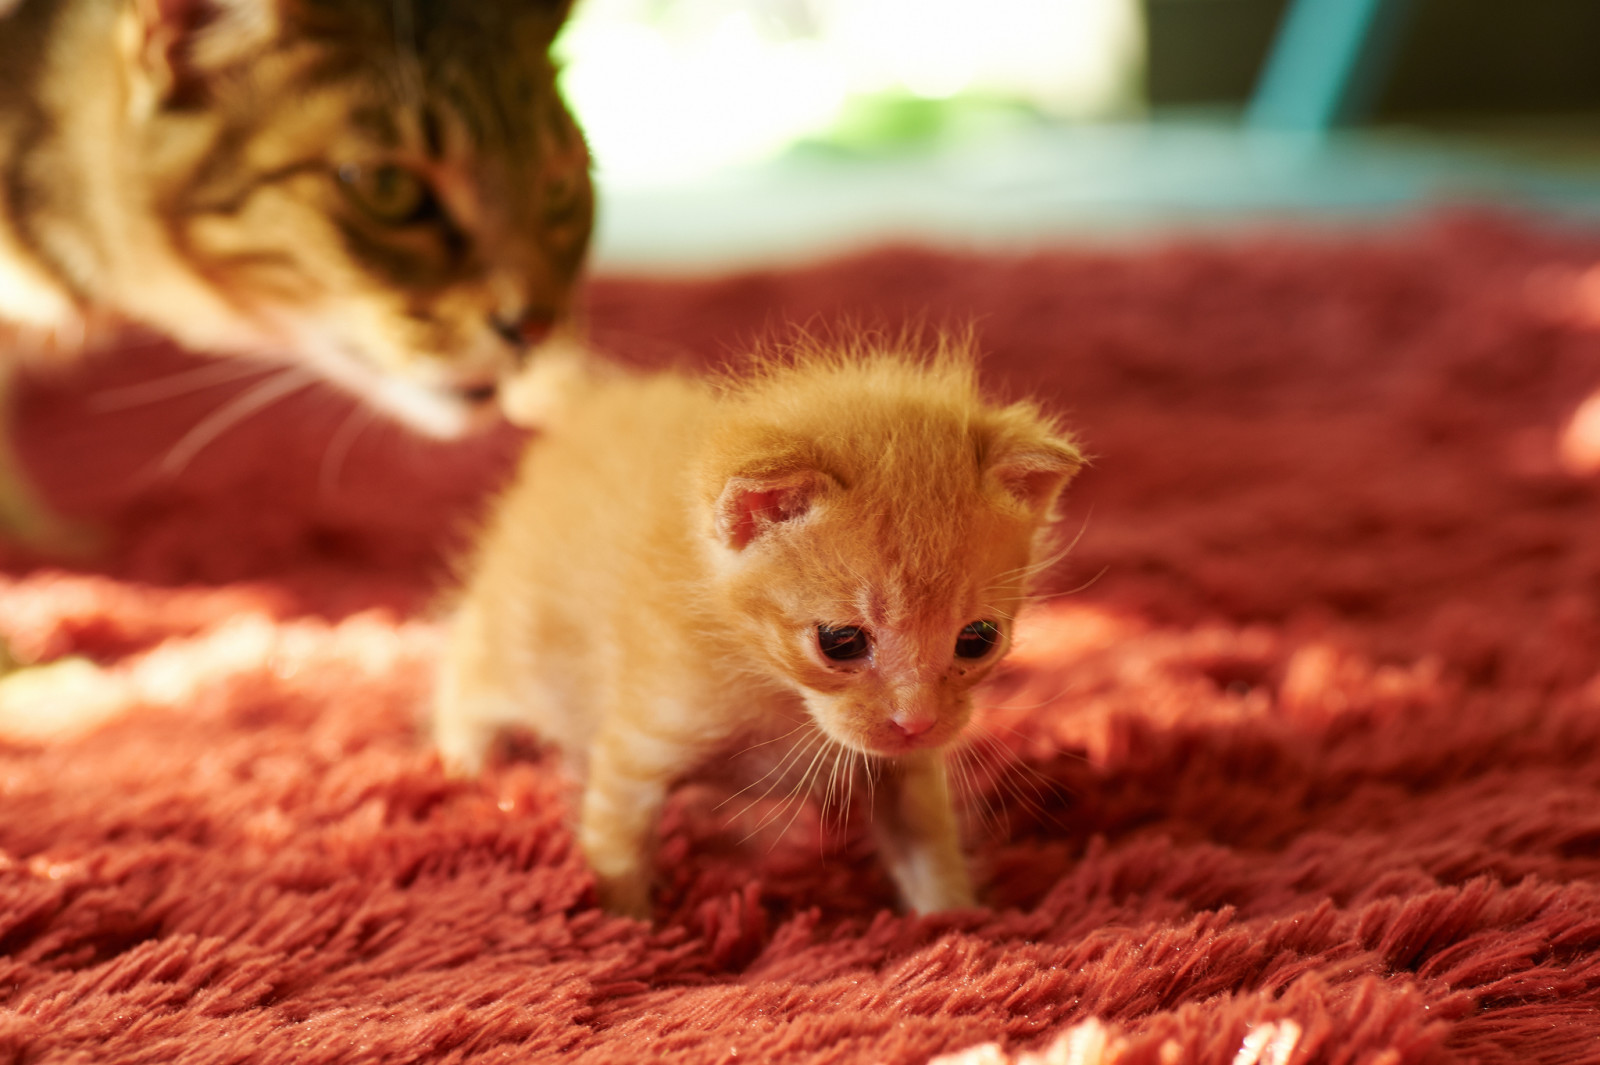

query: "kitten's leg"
(431, 701), (501, 778)
(872, 752), (976, 913)
(579, 723), (693, 919)
(432, 609), (512, 777)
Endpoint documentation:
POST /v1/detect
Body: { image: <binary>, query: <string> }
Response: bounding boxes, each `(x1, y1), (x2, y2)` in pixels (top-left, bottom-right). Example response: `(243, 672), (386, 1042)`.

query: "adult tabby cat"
(0, 0), (593, 541)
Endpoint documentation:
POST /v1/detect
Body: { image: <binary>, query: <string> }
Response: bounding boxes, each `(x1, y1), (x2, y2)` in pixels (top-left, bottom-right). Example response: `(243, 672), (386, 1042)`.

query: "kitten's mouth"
(869, 730), (945, 756)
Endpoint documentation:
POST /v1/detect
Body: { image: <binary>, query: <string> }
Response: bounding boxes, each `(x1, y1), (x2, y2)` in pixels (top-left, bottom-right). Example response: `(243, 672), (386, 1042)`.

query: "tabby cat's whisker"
(89, 359), (276, 412)
(158, 367), (316, 478)
(319, 401), (380, 498)
(390, 0), (423, 105)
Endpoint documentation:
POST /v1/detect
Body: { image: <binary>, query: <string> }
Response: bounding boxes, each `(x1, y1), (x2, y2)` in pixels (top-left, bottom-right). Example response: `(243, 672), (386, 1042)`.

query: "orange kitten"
(435, 339), (1083, 917)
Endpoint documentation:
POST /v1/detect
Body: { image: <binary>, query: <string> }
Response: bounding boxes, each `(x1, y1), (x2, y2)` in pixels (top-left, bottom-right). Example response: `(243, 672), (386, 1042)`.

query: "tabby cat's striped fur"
(0, 0), (592, 539)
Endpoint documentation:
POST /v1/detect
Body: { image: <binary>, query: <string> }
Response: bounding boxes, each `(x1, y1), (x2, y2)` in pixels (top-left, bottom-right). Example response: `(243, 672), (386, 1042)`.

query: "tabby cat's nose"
(491, 309), (556, 351)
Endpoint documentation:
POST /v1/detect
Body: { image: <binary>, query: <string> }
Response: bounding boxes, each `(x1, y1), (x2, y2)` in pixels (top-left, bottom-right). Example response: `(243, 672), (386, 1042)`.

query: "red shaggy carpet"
(5, 212), (1600, 1064)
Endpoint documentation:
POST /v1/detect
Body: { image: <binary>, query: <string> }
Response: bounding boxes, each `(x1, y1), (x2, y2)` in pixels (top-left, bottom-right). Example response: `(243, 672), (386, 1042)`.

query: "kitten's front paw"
(595, 869), (652, 919)
(431, 713), (494, 778)
(899, 864), (977, 915)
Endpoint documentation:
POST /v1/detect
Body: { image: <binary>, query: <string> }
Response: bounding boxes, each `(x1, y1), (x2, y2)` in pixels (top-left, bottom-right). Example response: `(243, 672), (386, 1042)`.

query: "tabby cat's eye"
(817, 625), (870, 662)
(338, 163), (437, 225)
(955, 620), (1000, 659)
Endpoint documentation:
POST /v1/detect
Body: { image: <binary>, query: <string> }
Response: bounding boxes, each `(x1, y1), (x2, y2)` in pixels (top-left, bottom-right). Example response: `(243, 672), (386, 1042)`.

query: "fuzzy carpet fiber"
(5, 213), (1600, 1064)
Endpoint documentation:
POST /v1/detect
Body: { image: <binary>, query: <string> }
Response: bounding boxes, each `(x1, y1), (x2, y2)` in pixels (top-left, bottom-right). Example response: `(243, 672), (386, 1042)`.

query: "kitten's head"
(699, 353), (1082, 758)
(114, 0), (592, 435)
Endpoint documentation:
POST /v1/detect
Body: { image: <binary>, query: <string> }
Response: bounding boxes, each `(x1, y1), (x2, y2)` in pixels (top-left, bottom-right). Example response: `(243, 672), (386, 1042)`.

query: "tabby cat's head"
(117, 0), (592, 435)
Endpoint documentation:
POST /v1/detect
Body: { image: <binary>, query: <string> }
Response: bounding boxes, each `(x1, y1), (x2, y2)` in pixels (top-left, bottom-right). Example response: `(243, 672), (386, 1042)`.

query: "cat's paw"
(432, 716), (493, 778)
(899, 865), (978, 915)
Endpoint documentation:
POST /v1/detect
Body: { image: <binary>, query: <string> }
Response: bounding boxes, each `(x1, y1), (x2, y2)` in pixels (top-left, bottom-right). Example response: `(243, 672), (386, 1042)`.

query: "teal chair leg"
(1246, 0), (1414, 132)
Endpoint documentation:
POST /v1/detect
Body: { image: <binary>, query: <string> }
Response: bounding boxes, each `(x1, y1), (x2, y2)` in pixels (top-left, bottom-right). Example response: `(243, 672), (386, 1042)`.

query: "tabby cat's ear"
(517, 0), (579, 42)
(123, 0), (278, 111)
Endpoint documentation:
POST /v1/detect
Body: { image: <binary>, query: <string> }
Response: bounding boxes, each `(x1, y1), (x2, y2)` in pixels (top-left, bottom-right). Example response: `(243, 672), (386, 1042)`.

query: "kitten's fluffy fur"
(436, 340), (1082, 917)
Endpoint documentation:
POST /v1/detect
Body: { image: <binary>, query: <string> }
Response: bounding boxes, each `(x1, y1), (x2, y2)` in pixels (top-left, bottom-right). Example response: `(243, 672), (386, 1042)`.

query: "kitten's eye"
(338, 164), (438, 225)
(955, 620), (1001, 659)
(817, 625), (870, 662)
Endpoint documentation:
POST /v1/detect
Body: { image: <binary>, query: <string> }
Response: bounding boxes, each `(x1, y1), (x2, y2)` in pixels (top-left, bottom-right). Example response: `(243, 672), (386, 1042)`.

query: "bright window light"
(557, 0), (1145, 187)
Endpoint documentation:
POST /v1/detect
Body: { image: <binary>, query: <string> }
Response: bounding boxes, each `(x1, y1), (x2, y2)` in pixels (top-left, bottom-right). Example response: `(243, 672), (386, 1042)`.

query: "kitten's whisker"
(978, 715), (1087, 765)
(820, 745), (850, 846)
(974, 728), (1052, 808)
(845, 748), (859, 828)
(977, 682), (1074, 714)
(854, 748), (878, 813)
(744, 734), (828, 844)
(950, 746), (980, 836)
(978, 716), (1092, 780)
(969, 724), (1069, 830)
(772, 738), (834, 849)
(950, 742), (1003, 841)
(319, 401), (379, 498)
(969, 747), (1005, 840)
(961, 739), (1023, 834)
(982, 516), (1094, 595)
(1020, 565), (1112, 604)
(823, 745), (844, 831)
(726, 720), (811, 761)
(722, 730), (820, 817)
(986, 543), (1072, 589)
(89, 359), (276, 412)
(157, 367), (317, 478)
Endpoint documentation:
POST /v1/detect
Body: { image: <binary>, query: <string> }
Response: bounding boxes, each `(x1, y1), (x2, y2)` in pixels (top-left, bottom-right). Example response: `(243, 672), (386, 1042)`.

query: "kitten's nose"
(490, 308), (556, 351)
(889, 709), (936, 739)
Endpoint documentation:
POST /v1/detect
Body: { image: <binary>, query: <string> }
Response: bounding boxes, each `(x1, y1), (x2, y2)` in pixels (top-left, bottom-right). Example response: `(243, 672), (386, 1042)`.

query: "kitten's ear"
(713, 470), (834, 552)
(988, 437), (1084, 517)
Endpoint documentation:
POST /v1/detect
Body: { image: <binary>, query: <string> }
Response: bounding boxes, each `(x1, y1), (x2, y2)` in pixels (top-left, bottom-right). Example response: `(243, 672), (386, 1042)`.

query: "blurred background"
(554, 0), (1600, 272)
